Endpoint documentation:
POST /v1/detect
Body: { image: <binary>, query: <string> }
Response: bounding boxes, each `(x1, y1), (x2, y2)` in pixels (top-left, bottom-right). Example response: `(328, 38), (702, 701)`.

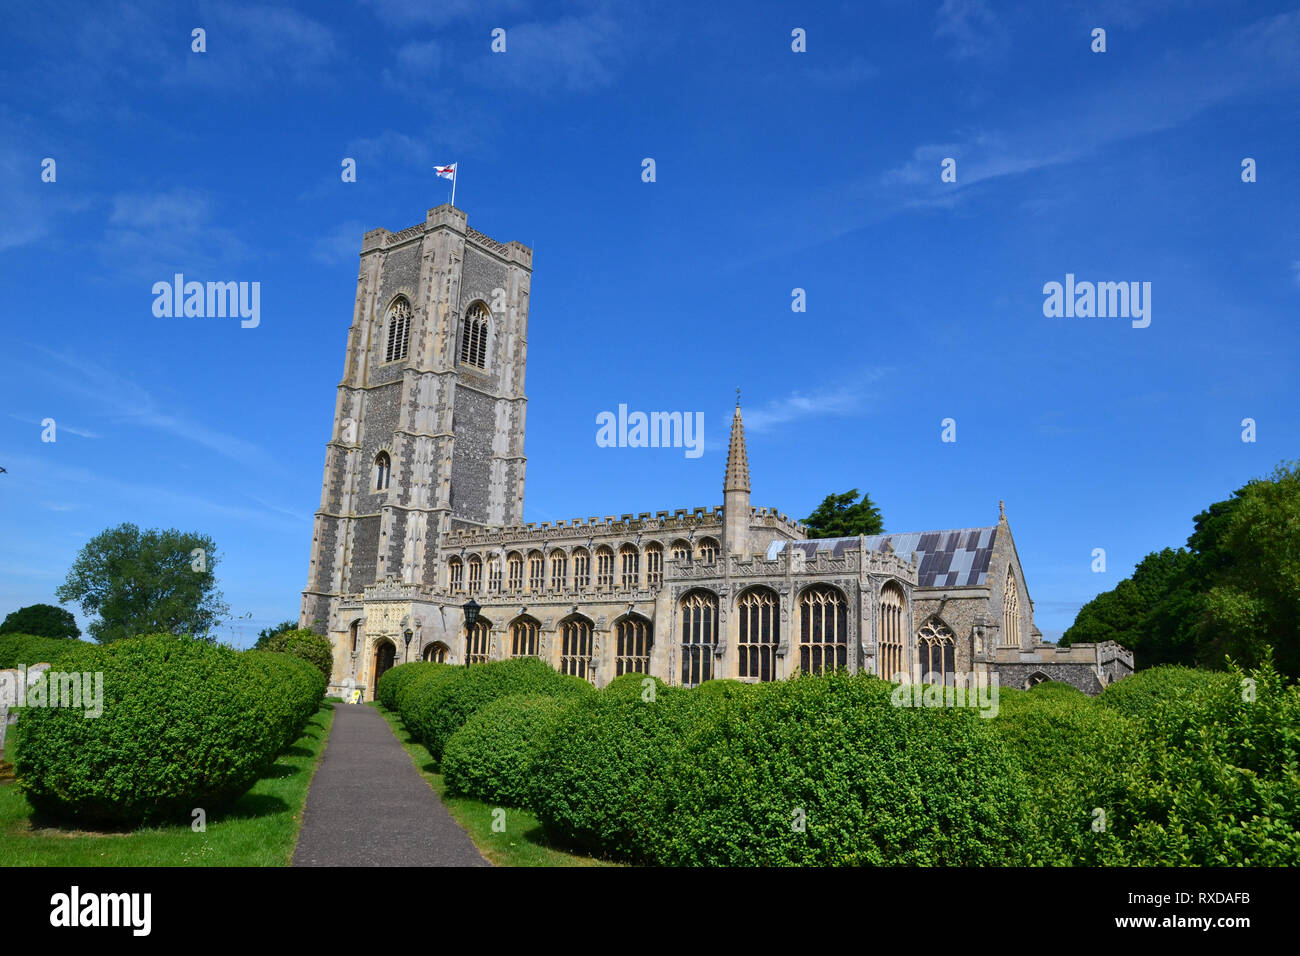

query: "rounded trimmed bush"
(13, 633), (322, 827)
(530, 674), (709, 861)
(377, 661), (439, 711)
(263, 628), (333, 680)
(442, 693), (575, 806)
(649, 671), (1032, 866)
(405, 657), (593, 761)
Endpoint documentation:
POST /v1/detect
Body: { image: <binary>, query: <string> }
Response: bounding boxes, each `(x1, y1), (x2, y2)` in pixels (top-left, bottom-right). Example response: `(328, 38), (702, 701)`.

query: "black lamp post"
(462, 598), (481, 666)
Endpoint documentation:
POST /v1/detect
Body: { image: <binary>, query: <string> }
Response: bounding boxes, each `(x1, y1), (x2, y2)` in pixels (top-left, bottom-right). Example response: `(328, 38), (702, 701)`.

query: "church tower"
(300, 205), (532, 633)
(722, 399), (752, 557)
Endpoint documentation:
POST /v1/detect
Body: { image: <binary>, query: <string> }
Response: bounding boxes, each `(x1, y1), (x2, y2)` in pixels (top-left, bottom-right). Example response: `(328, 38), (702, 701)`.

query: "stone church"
(299, 204), (1132, 699)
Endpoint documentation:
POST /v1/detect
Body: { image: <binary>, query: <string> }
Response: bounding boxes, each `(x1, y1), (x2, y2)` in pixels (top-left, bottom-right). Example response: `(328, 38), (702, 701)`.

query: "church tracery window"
(460, 301), (490, 369)
(799, 585), (848, 676)
(373, 452), (391, 492)
(615, 615), (652, 676)
(385, 297), (412, 362)
(879, 583), (905, 681)
(918, 618), (956, 686)
(680, 590), (717, 686)
(1002, 569), (1021, 647)
(737, 587), (778, 682)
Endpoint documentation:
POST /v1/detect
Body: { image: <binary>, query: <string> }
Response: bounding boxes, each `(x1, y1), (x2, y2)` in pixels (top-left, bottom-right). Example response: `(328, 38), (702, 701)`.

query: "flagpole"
(451, 164), (457, 208)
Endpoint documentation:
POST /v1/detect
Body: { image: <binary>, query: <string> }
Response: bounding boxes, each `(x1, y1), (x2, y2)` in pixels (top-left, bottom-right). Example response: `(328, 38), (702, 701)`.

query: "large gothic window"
(646, 544), (663, 588)
(572, 548), (591, 589)
(423, 642), (448, 663)
(917, 618), (957, 686)
(680, 590), (717, 686)
(670, 540), (690, 564)
(620, 545), (640, 589)
(1002, 569), (1021, 647)
(550, 551), (567, 591)
(466, 616), (492, 665)
(460, 301), (490, 369)
(507, 553), (523, 592)
(615, 615), (652, 676)
(560, 615), (594, 681)
(527, 551), (544, 592)
(487, 555), (502, 593)
(737, 587), (779, 681)
(385, 297), (412, 362)
(510, 616), (540, 658)
(879, 583), (905, 681)
(467, 555), (482, 593)
(447, 557), (463, 593)
(596, 547), (614, 590)
(697, 538), (719, 564)
(800, 585), (848, 675)
(373, 452), (391, 492)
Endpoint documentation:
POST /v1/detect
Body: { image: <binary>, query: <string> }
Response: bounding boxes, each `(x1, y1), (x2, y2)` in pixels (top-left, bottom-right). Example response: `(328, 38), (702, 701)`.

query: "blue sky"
(1, 0), (1296, 645)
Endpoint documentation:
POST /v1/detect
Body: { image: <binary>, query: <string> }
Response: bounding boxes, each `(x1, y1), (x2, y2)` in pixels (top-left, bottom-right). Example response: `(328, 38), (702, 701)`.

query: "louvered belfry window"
(385, 298), (412, 362)
(461, 302), (489, 369)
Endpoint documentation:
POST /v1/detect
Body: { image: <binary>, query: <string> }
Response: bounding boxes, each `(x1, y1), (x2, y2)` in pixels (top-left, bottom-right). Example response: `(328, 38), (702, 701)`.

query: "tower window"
(385, 298), (412, 363)
(460, 302), (490, 369)
(374, 452), (391, 491)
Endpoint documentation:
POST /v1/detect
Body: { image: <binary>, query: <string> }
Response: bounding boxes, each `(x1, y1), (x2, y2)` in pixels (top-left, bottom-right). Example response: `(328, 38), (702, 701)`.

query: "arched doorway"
(422, 641), (449, 663)
(372, 639), (396, 694)
(1025, 671), (1049, 689)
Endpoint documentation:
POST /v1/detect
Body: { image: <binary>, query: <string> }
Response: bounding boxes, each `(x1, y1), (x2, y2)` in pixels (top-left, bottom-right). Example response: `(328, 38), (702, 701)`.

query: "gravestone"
(0, 668), (23, 752)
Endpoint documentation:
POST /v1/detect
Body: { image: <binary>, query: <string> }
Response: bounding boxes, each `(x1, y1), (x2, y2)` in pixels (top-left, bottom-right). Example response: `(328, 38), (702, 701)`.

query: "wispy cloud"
(743, 376), (885, 433)
(101, 187), (247, 277)
(25, 346), (274, 471)
(6, 414), (100, 439)
(934, 0), (1010, 61)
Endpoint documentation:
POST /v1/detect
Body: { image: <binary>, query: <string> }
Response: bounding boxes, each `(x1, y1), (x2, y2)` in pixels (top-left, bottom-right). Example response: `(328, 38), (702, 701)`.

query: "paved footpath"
(292, 703), (490, 867)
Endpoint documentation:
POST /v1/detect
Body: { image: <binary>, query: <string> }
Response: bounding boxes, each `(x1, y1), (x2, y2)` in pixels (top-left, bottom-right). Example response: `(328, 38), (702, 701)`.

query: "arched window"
(460, 301), (490, 369)
(560, 615), (593, 681)
(800, 585), (848, 676)
(527, 551), (544, 592)
(507, 552), (524, 592)
(615, 615), (652, 676)
(349, 619), (361, 655)
(448, 557), (463, 593)
(487, 555), (502, 593)
(467, 555), (482, 593)
(737, 587), (779, 681)
(572, 548), (591, 589)
(879, 583), (905, 681)
(697, 537), (719, 563)
(917, 618), (956, 686)
(465, 615), (492, 665)
(670, 539), (690, 564)
(549, 550), (567, 591)
(510, 615), (540, 658)
(423, 641), (449, 663)
(620, 545), (640, 589)
(1002, 569), (1021, 648)
(595, 547), (614, 590)
(645, 544), (663, 588)
(374, 452), (391, 492)
(680, 590), (717, 686)
(385, 297), (412, 362)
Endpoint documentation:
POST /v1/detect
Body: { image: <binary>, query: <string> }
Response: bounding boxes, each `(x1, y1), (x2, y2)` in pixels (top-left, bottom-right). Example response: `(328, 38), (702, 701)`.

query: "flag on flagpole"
(435, 163), (458, 206)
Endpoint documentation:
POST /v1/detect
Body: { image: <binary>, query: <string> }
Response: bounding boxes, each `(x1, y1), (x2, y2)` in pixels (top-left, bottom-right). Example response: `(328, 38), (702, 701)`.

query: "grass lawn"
(0, 701), (334, 866)
(372, 702), (618, 867)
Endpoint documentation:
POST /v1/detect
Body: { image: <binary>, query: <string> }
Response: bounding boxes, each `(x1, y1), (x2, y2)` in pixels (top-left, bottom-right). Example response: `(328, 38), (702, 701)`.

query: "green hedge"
(377, 661), (439, 711)
(1097, 665), (1237, 720)
(402, 657), (593, 762)
(650, 672), (1032, 865)
(442, 693), (576, 806)
(1101, 657), (1300, 865)
(0, 633), (92, 671)
(13, 633), (324, 826)
(992, 689), (1139, 864)
(529, 673), (708, 861)
(262, 628), (333, 680)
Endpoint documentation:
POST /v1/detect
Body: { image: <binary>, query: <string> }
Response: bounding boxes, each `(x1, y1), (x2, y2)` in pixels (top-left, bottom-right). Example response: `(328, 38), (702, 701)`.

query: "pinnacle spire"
(724, 398), (750, 494)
